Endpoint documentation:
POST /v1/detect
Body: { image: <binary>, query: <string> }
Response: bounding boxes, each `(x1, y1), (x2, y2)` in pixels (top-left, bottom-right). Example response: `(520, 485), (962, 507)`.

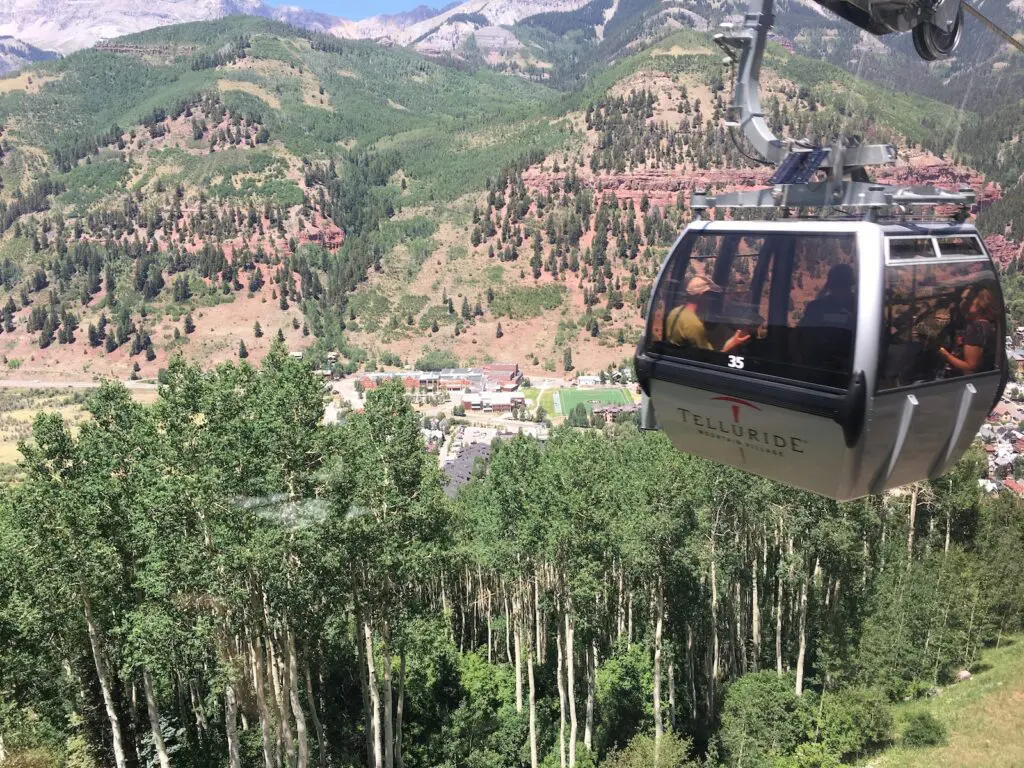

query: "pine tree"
(496, 322), (504, 339)
(238, 340), (249, 359)
(277, 328), (286, 342)
(563, 347), (574, 372)
(254, 321), (263, 338)
(183, 313), (195, 334)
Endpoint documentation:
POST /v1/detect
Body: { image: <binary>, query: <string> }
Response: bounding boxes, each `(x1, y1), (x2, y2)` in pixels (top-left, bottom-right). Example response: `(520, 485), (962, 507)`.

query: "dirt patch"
(0, 72), (62, 95)
(652, 44), (711, 57)
(217, 79), (281, 109)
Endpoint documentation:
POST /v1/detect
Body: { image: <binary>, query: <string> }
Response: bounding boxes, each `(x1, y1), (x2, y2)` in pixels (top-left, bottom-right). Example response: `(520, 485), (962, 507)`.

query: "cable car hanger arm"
(715, 0), (897, 176)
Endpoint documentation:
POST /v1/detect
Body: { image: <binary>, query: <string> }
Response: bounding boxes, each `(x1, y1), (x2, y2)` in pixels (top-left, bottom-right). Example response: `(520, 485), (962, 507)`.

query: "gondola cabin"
(635, 219), (1008, 500)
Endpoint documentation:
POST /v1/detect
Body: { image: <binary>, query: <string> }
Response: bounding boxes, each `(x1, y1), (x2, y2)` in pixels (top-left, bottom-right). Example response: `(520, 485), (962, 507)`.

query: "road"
(0, 377), (158, 390)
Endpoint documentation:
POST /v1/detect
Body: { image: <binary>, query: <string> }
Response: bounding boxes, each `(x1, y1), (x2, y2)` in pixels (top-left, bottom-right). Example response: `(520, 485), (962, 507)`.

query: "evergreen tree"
(254, 321), (263, 338)
(238, 340), (249, 359)
(183, 313), (195, 334)
(496, 322), (504, 339)
(563, 347), (573, 372)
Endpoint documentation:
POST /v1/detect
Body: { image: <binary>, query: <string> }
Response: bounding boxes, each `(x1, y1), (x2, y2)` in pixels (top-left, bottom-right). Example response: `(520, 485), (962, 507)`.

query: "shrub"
(817, 686), (892, 759)
(453, 405), (466, 416)
(720, 671), (816, 768)
(902, 711), (946, 747)
(600, 732), (697, 768)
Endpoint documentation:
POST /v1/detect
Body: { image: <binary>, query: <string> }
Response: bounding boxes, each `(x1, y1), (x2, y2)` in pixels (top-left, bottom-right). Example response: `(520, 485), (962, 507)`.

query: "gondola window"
(648, 232), (858, 388)
(878, 258), (1003, 390)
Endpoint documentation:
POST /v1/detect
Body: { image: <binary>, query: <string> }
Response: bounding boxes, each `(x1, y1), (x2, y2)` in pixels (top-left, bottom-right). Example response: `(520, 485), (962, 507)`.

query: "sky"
(269, 0), (439, 20)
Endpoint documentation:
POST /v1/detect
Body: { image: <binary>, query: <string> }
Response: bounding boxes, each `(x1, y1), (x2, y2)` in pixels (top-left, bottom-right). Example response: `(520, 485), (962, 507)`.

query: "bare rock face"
(0, 0), (264, 54)
(955, 669), (973, 682)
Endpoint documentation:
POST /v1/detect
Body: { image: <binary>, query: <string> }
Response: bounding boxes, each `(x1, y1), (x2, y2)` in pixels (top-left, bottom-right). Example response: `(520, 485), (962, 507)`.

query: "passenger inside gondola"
(939, 287), (998, 375)
(793, 263), (856, 371)
(665, 275), (751, 354)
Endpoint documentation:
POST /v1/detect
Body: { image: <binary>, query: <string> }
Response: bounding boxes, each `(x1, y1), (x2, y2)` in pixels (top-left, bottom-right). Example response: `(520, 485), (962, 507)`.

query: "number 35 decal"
(727, 356), (745, 369)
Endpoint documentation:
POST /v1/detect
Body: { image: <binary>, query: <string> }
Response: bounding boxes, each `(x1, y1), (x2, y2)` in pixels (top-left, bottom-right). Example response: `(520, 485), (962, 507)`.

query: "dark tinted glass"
(889, 238), (936, 259)
(647, 231), (858, 388)
(935, 235), (984, 257)
(878, 259), (1004, 391)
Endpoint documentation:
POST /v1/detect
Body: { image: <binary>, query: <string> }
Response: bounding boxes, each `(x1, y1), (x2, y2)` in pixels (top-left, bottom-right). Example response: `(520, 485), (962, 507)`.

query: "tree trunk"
(271, 638), (295, 768)
(617, 567), (626, 642)
(143, 669), (172, 768)
(668, 658), (677, 731)
(751, 548), (761, 672)
(513, 590), (524, 714)
(189, 680), (209, 739)
(303, 660), (327, 768)
(363, 619), (383, 768)
(653, 580), (664, 749)
(253, 636), (276, 768)
(584, 640), (596, 752)
(795, 560), (813, 697)
(556, 619), (567, 768)
(286, 630), (310, 768)
(527, 624), (539, 768)
(226, 682), (242, 768)
(395, 648), (406, 768)
(944, 509), (952, 555)
(535, 577), (544, 666)
(356, 613), (373, 768)
(709, 546), (720, 690)
(83, 593), (127, 768)
(504, 591), (513, 665)
(382, 635), (394, 768)
(907, 483), (918, 568)
(775, 560), (784, 676)
(565, 600), (578, 768)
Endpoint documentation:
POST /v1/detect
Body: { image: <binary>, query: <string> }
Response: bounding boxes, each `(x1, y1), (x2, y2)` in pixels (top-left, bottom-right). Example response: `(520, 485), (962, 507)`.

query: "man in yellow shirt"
(666, 275), (751, 354)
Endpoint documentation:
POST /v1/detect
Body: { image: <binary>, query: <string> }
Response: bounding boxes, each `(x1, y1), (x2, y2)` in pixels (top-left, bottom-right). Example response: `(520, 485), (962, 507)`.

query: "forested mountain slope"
(0, 16), (1015, 381)
(1, 361), (1022, 768)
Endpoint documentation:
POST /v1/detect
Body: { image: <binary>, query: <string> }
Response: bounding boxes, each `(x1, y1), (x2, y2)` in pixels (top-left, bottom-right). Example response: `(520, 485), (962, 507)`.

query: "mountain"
(0, 34), (58, 75)
(0, 14), (1016, 384)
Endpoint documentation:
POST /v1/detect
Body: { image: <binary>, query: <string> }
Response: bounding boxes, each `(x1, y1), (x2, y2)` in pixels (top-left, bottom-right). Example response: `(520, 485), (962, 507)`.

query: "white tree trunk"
(653, 581), (664, 749)
(565, 602), (578, 768)
(287, 631), (310, 768)
(382, 638), (394, 768)
(556, 620), (567, 768)
(751, 549), (761, 672)
(907, 483), (918, 568)
(396, 649), (406, 768)
(527, 634), (539, 768)
(269, 639), (293, 768)
(303, 661), (328, 768)
(514, 590), (524, 713)
(143, 668), (172, 768)
(363, 619), (383, 768)
(775, 564), (784, 676)
(83, 594), (127, 768)
(584, 641), (596, 752)
(225, 682), (242, 768)
(668, 659), (677, 731)
(795, 560), (813, 697)
(254, 636), (276, 768)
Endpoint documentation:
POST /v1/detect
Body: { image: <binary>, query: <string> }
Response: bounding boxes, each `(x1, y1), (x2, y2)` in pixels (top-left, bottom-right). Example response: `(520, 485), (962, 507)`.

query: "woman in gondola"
(939, 287), (998, 376)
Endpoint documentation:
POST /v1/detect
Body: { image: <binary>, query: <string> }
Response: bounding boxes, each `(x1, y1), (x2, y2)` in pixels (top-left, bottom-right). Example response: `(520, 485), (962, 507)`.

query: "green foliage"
(600, 731), (697, 768)
(901, 711), (947, 748)
(817, 686), (892, 759)
(489, 284), (566, 320)
(415, 348), (459, 371)
(720, 671), (815, 768)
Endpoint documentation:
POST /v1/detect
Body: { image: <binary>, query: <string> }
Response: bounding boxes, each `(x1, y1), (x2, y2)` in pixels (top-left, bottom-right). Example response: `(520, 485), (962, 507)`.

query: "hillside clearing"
(862, 637), (1024, 768)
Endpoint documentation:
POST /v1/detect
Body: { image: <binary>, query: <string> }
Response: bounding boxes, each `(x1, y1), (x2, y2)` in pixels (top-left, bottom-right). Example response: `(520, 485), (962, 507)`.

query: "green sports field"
(557, 387), (633, 415)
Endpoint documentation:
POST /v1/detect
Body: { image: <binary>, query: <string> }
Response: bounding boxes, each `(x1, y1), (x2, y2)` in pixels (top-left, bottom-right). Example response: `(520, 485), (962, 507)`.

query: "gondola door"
(864, 232), (1007, 493)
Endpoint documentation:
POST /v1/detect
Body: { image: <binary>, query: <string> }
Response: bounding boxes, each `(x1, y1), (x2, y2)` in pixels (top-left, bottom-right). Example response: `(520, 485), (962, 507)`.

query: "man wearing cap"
(666, 275), (751, 353)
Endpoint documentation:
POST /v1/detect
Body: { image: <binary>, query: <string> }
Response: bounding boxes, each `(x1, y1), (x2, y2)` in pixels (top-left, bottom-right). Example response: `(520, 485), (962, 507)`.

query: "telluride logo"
(677, 395), (805, 457)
